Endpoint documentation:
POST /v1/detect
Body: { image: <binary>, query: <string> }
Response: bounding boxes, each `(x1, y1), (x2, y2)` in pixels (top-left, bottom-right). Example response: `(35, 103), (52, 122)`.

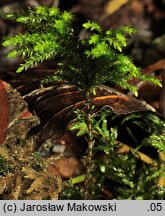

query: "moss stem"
(83, 90), (94, 199)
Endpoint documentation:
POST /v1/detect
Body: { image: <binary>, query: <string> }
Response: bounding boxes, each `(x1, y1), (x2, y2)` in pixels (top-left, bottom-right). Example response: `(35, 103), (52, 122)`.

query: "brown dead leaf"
(0, 81), (9, 145)
(23, 83), (155, 148)
(47, 157), (84, 178)
(105, 0), (129, 16)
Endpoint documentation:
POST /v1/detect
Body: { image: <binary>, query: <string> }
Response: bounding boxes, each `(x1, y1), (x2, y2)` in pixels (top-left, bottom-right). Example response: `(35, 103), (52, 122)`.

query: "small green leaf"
(6, 13), (14, 19)
(69, 175), (85, 184)
(83, 21), (101, 32)
(94, 146), (110, 154)
(77, 129), (87, 136)
(16, 66), (24, 73)
(134, 91), (138, 97)
(89, 34), (100, 45)
(2, 39), (11, 46)
(99, 164), (106, 173)
(7, 50), (18, 58)
(54, 20), (66, 34)
(117, 45), (122, 52)
(49, 7), (60, 17)
(16, 17), (28, 23)
(36, 6), (47, 15)
(62, 11), (73, 22)
(91, 87), (97, 95)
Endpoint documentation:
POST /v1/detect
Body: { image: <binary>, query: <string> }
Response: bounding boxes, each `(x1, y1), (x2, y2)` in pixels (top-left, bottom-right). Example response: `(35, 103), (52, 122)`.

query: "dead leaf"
(47, 157), (84, 178)
(23, 83), (155, 148)
(105, 0), (129, 16)
(142, 59), (165, 74)
(0, 81), (9, 145)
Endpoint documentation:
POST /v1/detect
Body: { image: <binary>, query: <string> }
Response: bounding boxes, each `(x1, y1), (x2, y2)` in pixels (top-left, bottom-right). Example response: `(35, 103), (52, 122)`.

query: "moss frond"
(3, 6), (161, 94)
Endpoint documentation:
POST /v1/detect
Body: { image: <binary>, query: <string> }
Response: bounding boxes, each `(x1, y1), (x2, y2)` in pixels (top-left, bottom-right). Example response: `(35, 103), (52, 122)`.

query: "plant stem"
(83, 90), (94, 199)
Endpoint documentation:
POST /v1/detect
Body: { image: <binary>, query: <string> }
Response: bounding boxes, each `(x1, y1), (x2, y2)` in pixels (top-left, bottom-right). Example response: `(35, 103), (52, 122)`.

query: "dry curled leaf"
(23, 83), (155, 148)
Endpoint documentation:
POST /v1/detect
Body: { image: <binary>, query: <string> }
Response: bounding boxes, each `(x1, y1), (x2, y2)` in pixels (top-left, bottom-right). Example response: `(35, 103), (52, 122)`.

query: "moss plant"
(2, 6), (162, 199)
(61, 110), (165, 199)
(0, 138), (62, 199)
